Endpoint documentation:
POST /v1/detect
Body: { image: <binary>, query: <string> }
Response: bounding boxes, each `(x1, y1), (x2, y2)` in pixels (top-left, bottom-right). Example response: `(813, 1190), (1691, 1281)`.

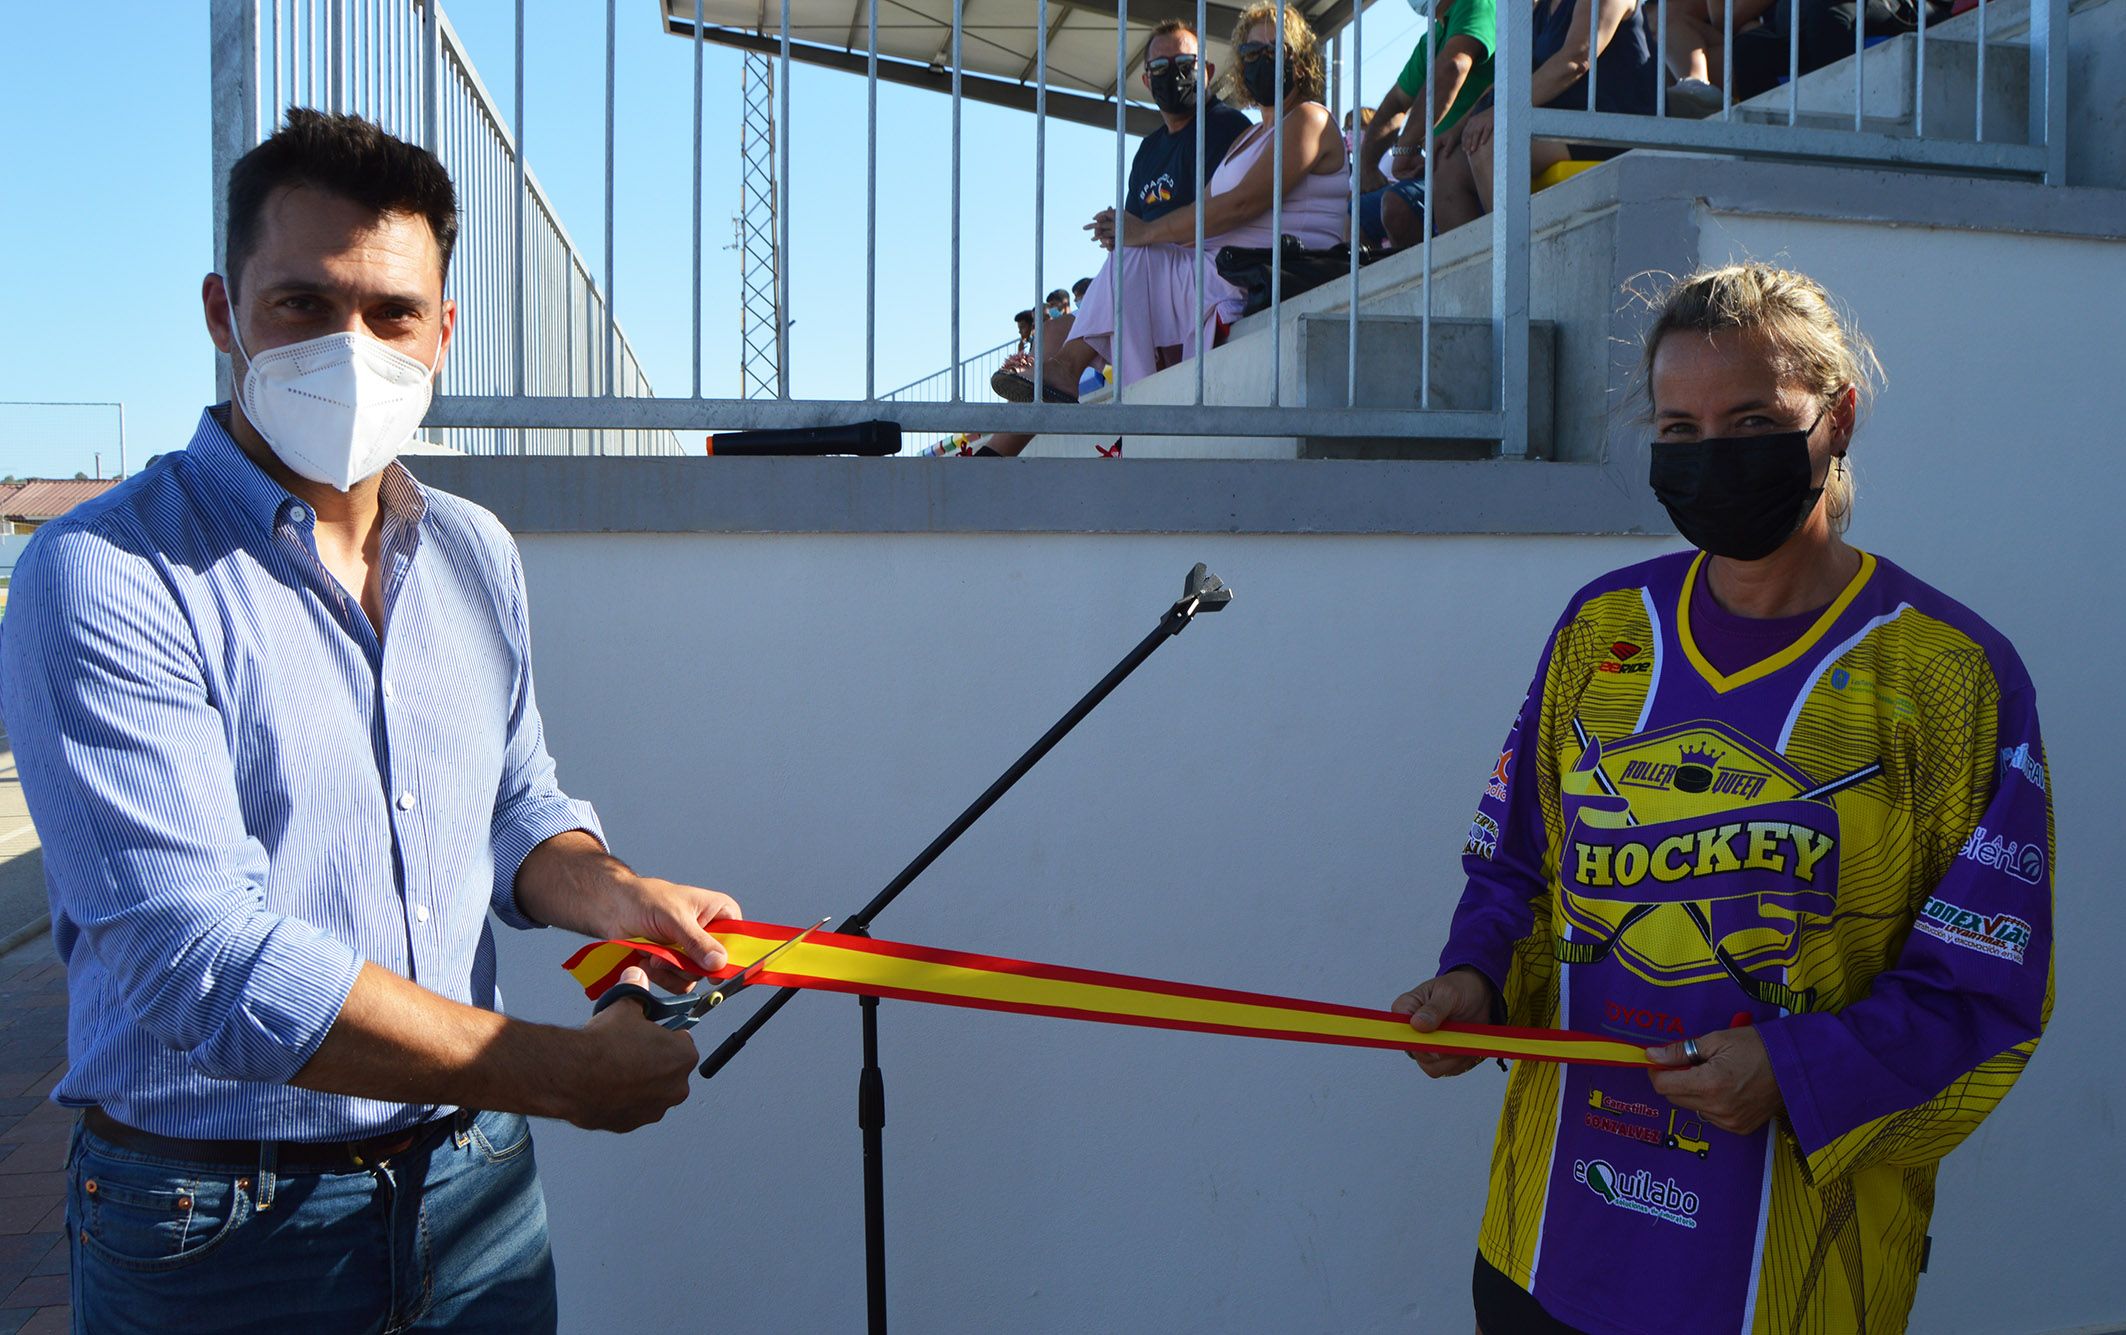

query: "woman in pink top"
(1011, 0), (1349, 402)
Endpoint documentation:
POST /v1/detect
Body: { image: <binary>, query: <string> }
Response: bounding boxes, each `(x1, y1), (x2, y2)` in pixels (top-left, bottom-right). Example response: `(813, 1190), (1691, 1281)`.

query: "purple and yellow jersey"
(1440, 549), (2054, 1335)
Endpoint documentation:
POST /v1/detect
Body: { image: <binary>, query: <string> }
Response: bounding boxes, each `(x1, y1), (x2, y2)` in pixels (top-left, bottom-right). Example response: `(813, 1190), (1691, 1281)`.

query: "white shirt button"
(396, 790), (416, 811)
(414, 904), (430, 924)
(382, 680), (396, 702)
(289, 504), (308, 524)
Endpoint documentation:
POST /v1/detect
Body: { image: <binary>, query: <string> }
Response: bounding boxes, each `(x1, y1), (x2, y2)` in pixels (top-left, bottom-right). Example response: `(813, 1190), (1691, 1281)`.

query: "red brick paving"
(0, 940), (69, 1333)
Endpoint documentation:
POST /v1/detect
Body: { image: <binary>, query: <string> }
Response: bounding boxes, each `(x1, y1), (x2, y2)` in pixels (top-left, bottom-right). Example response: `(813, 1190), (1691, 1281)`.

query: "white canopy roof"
(660, 0), (1360, 133)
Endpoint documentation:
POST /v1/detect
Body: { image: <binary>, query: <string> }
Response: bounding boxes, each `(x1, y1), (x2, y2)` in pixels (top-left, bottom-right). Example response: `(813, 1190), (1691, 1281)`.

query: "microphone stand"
(698, 563), (1232, 1334)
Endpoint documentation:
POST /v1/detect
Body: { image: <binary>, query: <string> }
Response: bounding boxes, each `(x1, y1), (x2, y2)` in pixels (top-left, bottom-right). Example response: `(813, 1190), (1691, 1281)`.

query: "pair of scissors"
(592, 917), (832, 1031)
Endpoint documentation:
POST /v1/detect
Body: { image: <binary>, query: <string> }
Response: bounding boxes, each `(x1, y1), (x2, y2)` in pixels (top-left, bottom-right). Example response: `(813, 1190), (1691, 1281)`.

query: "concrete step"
(1295, 315), (1557, 460)
(1731, 32), (2031, 143)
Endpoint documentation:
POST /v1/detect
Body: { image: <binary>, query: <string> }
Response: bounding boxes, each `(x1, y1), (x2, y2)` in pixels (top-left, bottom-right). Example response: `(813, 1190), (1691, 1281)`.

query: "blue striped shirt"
(0, 409), (601, 1140)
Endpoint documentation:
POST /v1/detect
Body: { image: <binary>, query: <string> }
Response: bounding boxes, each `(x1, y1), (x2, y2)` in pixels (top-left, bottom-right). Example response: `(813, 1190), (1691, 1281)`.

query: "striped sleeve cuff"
(184, 917), (366, 1086)
(491, 796), (606, 930)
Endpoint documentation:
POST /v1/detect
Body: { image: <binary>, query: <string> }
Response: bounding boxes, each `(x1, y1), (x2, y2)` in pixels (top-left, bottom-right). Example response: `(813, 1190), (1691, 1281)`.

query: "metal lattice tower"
(737, 52), (783, 398)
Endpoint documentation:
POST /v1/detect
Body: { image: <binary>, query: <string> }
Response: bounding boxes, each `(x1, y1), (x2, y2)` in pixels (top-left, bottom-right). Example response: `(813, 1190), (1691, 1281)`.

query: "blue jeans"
(1357, 177), (1428, 244)
(67, 1110), (557, 1334)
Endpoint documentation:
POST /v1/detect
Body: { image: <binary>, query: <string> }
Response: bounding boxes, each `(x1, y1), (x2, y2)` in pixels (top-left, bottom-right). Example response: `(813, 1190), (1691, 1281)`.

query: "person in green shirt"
(1355, 0), (1496, 248)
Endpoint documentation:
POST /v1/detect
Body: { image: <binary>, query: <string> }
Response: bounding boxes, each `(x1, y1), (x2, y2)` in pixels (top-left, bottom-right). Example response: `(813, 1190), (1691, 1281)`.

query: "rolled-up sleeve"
(487, 536), (603, 930)
(0, 525), (365, 1085)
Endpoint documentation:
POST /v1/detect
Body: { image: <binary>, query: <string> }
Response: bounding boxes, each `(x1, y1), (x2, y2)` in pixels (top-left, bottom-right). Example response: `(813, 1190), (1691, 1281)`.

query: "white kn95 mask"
(225, 284), (441, 491)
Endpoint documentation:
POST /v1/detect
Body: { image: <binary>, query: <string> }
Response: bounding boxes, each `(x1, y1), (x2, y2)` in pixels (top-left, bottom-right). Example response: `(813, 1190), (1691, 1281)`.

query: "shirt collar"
(191, 405), (429, 537)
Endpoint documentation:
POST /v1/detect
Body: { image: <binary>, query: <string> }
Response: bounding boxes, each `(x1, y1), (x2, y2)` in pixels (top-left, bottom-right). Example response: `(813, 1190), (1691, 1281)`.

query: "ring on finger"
(1682, 1036), (1707, 1066)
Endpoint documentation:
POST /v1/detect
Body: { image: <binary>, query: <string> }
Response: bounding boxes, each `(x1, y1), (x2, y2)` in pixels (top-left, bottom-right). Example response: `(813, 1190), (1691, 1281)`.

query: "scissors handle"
(586, 918), (824, 1035)
(592, 981), (723, 1031)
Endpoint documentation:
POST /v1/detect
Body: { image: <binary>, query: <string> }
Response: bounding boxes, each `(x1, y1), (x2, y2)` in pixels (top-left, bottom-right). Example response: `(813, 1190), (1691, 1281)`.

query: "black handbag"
(1214, 235), (1373, 318)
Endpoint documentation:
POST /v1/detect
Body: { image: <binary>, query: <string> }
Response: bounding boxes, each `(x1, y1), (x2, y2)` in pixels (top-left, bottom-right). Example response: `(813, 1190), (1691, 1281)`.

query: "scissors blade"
(684, 916), (832, 1021)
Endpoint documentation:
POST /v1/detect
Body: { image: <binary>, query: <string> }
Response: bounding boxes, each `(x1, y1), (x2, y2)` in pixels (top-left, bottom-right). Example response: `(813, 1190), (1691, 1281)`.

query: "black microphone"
(704, 420), (901, 456)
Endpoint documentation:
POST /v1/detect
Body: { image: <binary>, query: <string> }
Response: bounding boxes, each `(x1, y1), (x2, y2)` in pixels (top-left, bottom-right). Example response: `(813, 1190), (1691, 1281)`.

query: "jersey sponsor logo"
(1464, 811), (1500, 860)
(1486, 750), (1512, 802)
(1560, 720), (1849, 995)
(1587, 1088), (1661, 1120)
(1914, 894), (2033, 964)
(1662, 1108), (1711, 1160)
(1572, 1158), (1700, 1229)
(1999, 742), (2046, 794)
(1958, 825), (2046, 886)
(1596, 640), (1651, 675)
(1602, 999), (1687, 1036)
(1828, 666), (1918, 720)
(1584, 1111), (1664, 1148)
(1618, 746), (1770, 800)
(1588, 1088), (1719, 1162)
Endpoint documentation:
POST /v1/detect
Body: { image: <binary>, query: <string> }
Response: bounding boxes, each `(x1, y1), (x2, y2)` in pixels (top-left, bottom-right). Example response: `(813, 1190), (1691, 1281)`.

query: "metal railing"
(211, 0), (2071, 458)
(1535, 0), (2070, 177)
(881, 340), (1026, 406)
(209, 0), (680, 457)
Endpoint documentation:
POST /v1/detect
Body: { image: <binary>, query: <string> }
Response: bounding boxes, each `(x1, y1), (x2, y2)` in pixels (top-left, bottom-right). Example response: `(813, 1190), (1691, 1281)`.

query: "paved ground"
(0, 715), (68, 1332)
(0, 726), (48, 948)
(0, 938), (70, 1332)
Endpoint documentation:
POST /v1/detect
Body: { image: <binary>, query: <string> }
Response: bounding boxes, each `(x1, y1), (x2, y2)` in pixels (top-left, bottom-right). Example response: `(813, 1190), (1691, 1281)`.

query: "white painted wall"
(492, 217), (2125, 1332)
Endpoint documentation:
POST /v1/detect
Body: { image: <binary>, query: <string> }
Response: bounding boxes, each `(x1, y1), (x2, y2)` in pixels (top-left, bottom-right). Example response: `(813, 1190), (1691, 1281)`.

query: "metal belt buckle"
(351, 1128), (421, 1169)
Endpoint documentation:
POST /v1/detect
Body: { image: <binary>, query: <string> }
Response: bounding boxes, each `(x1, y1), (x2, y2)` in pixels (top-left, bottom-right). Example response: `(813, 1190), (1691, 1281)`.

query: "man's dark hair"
(1150, 17), (1197, 41)
(1072, 277), (1092, 299)
(1015, 308), (1036, 328)
(1045, 288), (1071, 307)
(225, 109), (460, 293)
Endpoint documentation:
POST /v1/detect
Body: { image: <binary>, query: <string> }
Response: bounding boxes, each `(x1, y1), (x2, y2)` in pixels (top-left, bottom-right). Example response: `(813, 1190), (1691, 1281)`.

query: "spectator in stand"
(994, 308), (1041, 396)
(1069, 279), (1107, 396)
(1429, 0), (1656, 233)
(1656, 0), (1937, 112)
(1001, 2), (1347, 406)
(1355, 0), (1497, 249)
(992, 18), (1250, 405)
(1658, 0), (1777, 112)
(996, 295), (1082, 398)
(1345, 107), (1406, 200)
(1113, 20), (1254, 229)
(1343, 107), (1387, 183)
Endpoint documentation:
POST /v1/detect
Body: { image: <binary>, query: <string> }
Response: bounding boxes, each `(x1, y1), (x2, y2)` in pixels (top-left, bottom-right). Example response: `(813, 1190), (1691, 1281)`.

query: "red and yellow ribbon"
(563, 920), (1654, 1068)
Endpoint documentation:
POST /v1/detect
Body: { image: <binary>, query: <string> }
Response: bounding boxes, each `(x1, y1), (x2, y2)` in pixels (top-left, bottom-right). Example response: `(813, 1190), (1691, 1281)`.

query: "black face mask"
(1648, 420), (1827, 561)
(1148, 61), (1199, 115)
(1241, 56), (1293, 110)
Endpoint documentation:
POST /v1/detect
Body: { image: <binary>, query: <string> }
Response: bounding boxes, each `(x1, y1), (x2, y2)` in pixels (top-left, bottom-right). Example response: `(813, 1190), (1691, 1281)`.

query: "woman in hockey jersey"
(1394, 263), (2053, 1334)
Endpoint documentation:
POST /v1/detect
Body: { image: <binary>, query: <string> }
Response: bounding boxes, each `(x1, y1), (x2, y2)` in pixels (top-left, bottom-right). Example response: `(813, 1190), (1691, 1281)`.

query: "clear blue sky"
(0, 1), (1425, 478)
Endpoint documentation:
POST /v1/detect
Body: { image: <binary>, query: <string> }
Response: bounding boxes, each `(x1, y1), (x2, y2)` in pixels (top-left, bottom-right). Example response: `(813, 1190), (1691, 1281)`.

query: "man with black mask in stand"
(1090, 20), (1252, 257)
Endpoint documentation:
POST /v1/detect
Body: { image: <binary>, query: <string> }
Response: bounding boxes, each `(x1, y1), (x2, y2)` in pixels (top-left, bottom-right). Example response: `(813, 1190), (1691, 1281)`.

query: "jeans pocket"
(467, 1110), (532, 1165)
(77, 1147), (251, 1274)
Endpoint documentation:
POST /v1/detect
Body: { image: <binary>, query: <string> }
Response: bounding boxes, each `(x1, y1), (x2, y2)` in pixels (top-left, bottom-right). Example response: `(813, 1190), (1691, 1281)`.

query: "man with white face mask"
(0, 111), (739, 1332)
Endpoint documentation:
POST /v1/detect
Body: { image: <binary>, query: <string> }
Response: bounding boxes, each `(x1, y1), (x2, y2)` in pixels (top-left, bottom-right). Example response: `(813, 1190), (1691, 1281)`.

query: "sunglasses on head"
(1236, 40), (1280, 61)
(1144, 54), (1200, 74)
